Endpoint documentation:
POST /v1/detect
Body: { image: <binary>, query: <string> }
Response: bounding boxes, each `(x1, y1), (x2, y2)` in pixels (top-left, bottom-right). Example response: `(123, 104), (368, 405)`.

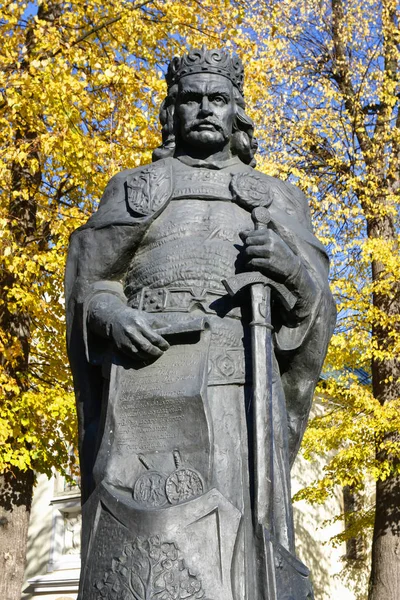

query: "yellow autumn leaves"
(1, 2), (399, 545)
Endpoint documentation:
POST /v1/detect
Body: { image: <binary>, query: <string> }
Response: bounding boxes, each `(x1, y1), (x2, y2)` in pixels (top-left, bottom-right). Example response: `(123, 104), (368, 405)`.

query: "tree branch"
(52, 0), (155, 57)
(373, 0), (399, 140)
(331, 0), (372, 160)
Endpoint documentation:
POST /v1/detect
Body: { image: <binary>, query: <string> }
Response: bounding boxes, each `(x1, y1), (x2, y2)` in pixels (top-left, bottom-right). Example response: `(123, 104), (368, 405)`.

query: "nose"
(199, 96), (212, 117)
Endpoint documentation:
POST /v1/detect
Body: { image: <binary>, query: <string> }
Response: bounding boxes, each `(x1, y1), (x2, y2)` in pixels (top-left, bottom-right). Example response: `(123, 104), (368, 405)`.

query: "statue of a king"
(65, 48), (336, 600)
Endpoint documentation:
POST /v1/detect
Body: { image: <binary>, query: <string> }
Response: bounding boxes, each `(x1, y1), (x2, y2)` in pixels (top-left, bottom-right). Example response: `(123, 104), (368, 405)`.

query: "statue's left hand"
(240, 226), (318, 319)
(240, 228), (301, 285)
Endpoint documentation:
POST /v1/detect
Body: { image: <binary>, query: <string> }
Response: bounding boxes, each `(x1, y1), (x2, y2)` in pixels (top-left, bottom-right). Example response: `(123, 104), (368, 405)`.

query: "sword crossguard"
(222, 272), (296, 312)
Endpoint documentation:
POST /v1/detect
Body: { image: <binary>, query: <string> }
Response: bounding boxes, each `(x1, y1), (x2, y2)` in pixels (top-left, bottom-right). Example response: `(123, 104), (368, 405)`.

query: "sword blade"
(250, 283), (274, 530)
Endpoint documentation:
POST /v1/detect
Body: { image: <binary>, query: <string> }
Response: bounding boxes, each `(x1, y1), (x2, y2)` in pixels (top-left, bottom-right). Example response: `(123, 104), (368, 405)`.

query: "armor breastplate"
(172, 167), (233, 201)
(123, 167), (254, 385)
(124, 165), (253, 304)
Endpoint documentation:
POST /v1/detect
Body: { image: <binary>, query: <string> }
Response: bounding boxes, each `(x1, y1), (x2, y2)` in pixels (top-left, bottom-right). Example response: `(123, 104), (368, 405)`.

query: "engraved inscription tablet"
(94, 333), (212, 490)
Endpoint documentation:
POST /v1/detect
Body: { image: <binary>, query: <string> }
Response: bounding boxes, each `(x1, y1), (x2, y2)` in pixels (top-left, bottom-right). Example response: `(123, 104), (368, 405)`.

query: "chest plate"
(124, 199), (252, 298)
(173, 168), (233, 201)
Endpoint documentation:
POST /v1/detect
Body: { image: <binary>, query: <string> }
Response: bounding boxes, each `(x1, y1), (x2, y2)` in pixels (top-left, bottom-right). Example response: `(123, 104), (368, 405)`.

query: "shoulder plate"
(126, 159), (173, 217)
(230, 171), (273, 210)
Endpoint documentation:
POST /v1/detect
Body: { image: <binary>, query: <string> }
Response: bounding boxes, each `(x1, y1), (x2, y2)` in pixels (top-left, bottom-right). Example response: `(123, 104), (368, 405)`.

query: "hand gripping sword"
(222, 207), (297, 600)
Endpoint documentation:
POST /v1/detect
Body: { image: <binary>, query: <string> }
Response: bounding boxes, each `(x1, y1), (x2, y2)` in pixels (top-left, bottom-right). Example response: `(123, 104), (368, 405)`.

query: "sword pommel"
(252, 206), (271, 230)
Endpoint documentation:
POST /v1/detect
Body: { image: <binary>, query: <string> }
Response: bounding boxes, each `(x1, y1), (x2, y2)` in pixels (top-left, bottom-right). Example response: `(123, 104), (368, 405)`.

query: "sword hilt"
(252, 206), (271, 231)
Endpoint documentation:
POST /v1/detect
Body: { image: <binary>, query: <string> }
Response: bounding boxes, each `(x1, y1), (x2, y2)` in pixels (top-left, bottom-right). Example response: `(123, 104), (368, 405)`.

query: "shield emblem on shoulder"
(126, 159), (173, 217)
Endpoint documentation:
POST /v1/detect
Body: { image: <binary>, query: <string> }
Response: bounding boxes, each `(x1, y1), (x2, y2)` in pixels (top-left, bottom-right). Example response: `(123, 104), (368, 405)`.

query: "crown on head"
(166, 47), (244, 94)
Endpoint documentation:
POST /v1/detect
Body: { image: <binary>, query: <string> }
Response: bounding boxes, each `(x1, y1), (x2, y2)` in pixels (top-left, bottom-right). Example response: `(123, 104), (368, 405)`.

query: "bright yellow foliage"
(1, 1), (399, 563)
(240, 0), (400, 559)
(0, 0), (247, 478)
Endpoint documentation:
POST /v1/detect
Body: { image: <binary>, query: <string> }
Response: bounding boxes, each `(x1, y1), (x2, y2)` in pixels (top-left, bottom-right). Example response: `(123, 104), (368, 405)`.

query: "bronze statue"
(66, 48), (336, 600)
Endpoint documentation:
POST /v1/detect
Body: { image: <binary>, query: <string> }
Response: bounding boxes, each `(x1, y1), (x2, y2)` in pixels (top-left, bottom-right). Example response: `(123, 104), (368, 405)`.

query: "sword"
(222, 206), (296, 599)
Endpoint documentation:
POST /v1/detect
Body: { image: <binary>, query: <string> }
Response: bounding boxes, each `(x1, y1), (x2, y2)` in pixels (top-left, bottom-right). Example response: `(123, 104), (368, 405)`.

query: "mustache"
(184, 118), (229, 136)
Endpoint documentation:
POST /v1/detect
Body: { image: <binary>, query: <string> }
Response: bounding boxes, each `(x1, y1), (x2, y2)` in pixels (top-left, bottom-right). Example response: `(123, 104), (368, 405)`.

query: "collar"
(175, 154), (242, 170)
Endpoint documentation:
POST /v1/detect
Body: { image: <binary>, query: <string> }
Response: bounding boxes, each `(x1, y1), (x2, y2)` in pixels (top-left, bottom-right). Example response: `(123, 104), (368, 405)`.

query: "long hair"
(152, 84), (258, 166)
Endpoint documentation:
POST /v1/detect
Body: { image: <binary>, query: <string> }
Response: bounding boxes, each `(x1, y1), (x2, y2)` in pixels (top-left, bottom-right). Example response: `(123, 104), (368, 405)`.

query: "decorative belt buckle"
(163, 287), (197, 313)
(139, 287), (168, 312)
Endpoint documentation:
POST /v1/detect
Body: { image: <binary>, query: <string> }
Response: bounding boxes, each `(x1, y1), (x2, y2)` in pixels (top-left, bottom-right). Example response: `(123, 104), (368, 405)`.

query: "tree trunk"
(343, 485), (366, 563)
(368, 212), (400, 600)
(0, 7), (57, 598)
(0, 125), (40, 600)
(369, 474), (400, 600)
(0, 469), (34, 600)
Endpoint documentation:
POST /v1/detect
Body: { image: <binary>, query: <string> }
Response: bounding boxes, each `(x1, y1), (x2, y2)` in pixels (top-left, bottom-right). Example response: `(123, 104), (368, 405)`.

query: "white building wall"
(22, 473), (80, 600)
(292, 455), (358, 600)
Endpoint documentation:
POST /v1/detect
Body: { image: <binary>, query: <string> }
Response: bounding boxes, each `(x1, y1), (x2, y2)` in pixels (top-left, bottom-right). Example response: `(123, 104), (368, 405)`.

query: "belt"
(126, 286), (241, 319)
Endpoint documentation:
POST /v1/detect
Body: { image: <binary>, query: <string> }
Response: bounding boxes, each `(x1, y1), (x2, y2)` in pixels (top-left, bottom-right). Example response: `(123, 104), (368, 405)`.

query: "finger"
(265, 218), (281, 236)
(117, 339), (138, 355)
(117, 339), (146, 360)
(239, 229), (252, 242)
(248, 258), (286, 282)
(245, 244), (272, 258)
(126, 328), (164, 357)
(130, 315), (170, 349)
(137, 323), (170, 350)
(248, 258), (271, 270)
(150, 316), (168, 329)
(243, 231), (274, 245)
(121, 343), (162, 361)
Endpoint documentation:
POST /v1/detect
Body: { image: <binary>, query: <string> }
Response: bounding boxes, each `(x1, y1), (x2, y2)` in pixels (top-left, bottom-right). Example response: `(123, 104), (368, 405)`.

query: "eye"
(212, 95), (227, 105)
(180, 93), (201, 105)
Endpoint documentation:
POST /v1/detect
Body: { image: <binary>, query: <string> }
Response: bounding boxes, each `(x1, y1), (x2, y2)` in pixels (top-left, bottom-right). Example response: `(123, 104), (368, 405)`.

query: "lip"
(196, 123), (216, 131)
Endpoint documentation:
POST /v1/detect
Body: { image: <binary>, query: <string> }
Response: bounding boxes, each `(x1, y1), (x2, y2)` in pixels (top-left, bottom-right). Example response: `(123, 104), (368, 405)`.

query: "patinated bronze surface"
(65, 48), (336, 600)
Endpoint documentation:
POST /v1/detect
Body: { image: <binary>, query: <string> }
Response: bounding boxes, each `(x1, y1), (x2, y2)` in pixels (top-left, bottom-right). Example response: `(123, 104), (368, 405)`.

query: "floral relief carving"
(95, 536), (210, 600)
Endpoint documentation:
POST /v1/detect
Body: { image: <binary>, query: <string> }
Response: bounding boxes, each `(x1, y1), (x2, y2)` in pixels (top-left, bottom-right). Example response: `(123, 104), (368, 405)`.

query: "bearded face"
(175, 73), (235, 153)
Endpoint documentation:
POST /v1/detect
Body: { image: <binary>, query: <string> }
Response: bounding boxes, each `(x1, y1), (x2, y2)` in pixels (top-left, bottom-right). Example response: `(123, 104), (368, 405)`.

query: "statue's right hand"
(107, 307), (170, 359)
